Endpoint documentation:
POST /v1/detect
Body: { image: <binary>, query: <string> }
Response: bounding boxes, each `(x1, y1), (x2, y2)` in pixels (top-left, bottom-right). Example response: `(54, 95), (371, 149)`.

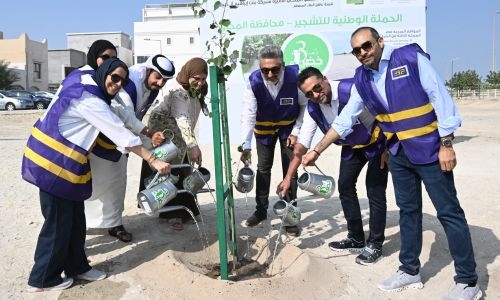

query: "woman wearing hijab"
(22, 58), (171, 292)
(83, 43), (167, 243)
(139, 57), (209, 230)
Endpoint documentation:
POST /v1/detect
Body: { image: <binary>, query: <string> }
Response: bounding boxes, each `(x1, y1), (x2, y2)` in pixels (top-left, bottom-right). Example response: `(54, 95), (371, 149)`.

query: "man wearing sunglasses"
(276, 67), (388, 265)
(301, 27), (481, 300)
(240, 45), (307, 237)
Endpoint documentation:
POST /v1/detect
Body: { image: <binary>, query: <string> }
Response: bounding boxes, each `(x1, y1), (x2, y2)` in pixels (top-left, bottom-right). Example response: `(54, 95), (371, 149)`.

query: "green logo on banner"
(282, 34), (331, 73)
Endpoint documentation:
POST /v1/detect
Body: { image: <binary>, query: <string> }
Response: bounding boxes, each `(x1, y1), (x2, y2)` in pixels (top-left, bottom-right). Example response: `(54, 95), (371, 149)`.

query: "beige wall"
(0, 33), (48, 91)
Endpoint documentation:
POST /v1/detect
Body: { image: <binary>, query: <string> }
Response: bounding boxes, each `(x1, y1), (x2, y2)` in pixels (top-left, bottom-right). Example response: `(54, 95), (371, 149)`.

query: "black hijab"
(87, 40), (116, 70)
(93, 58), (129, 101)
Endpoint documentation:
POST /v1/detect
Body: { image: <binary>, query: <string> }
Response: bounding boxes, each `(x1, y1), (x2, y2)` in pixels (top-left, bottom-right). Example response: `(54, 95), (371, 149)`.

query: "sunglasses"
(351, 40), (374, 56)
(98, 54), (117, 61)
(110, 73), (128, 86)
(304, 80), (324, 98)
(260, 66), (281, 75)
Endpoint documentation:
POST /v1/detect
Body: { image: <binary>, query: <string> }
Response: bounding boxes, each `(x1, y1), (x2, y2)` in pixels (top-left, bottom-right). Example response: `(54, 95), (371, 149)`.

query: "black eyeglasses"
(304, 80), (324, 98)
(351, 40), (374, 56)
(98, 54), (117, 61)
(110, 73), (128, 86)
(260, 66), (281, 75)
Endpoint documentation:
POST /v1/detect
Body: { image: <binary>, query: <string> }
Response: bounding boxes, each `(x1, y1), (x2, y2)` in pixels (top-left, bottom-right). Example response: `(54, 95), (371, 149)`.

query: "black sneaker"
(245, 212), (267, 227)
(355, 244), (382, 265)
(328, 237), (365, 252)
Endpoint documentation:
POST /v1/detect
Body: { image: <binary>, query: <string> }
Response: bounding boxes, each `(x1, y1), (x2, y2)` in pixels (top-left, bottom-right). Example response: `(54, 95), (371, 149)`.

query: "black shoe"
(285, 225), (300, 237)
(245, 213), (267, 227)
(328, 237), (365, 252)
(355, 244), (382, 265)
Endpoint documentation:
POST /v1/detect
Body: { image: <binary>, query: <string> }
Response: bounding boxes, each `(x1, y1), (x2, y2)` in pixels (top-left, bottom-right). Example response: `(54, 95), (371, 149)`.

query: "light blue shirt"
(332, 45), (461, 139)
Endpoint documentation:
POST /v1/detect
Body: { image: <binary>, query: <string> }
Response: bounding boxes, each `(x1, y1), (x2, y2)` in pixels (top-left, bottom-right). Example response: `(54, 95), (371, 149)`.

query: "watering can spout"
(272, 199), (301, 226)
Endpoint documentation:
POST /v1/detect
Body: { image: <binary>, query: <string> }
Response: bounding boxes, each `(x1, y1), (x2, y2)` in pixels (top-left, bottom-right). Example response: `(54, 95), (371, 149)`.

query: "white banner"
(199, 0), (426, 144)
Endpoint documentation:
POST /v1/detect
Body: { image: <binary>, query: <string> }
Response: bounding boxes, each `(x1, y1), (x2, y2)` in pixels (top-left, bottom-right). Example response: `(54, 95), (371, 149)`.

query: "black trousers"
(28, 190), (91, 288)
(337, 148), (388, 248)
(254, 138), (297, 218)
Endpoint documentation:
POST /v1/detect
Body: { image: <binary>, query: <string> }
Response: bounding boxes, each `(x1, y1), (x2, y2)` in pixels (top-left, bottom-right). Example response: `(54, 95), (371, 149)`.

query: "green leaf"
(214, 1), (221, 10)
(199, 9), (206, 18)
(222, 65), (233, 75)
(230, 50), (239, 59)
(220, 19), (231, 27)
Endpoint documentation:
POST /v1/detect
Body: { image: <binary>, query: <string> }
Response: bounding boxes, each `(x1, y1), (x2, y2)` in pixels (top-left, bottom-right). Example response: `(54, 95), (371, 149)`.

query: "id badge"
(280, 98), (293, 105)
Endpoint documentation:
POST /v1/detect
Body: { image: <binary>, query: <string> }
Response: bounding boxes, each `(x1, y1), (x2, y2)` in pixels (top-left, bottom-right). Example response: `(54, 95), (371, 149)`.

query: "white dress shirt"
(47, 74), (142, 151)
(297, 80), (340, 149)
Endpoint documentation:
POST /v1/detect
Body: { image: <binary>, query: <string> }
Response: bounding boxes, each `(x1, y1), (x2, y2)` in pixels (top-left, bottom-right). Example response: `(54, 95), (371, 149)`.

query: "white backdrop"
(198, 0), (426, 145)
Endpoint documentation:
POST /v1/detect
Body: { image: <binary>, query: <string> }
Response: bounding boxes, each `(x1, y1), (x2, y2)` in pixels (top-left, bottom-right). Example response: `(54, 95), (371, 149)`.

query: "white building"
(133, 3), (201, 68)
(67, 32), (134, 66)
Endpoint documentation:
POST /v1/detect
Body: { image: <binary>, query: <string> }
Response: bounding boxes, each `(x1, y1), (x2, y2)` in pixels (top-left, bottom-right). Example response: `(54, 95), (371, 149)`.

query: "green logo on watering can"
(152, 188), (170, 206)
(316, 180), (332, 195)
(154, 149), (169, 161)
(282, 33), (332, 73)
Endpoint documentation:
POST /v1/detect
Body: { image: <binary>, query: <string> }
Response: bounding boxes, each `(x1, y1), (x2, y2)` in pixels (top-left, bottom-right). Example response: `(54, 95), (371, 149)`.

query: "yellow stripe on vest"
(375, 103), (434, 122)
(350, 125), (383, 149)
(383, 121), (438, 141)
(95, 136), (117, 150)
(255, 119), (295, 126)
(24, 147), (91, 184)
(254, 128), (280, 135)
(31, 127), (88, 164)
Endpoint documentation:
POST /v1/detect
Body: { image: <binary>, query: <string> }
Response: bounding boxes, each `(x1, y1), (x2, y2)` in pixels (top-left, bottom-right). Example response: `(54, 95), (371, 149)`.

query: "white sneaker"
(378, 270), (424, 292)
(27, 277), (73, 292)
(76, 268), (107, 281)
(443, 283), (483, 300)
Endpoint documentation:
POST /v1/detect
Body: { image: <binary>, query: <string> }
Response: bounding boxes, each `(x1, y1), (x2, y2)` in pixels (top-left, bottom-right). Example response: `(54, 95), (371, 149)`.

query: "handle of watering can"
(146, 172), (161, 189)
(161, 129), (175, 142)
(303, 164), (327, 176)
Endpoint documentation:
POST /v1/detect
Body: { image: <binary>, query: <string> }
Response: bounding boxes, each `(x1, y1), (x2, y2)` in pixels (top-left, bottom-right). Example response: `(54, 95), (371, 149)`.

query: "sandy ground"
(1, 99), (499, 299)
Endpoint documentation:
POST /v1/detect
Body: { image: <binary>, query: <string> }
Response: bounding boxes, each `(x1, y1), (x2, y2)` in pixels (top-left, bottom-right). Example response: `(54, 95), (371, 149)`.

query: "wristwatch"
(440, 134), (454, 147)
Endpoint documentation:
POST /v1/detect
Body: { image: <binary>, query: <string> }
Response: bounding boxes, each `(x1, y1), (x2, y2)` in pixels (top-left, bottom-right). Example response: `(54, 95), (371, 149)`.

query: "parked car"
(8, 90), (51, 110)
(0, 91), (35, 110)
(33, 91), (55, 100)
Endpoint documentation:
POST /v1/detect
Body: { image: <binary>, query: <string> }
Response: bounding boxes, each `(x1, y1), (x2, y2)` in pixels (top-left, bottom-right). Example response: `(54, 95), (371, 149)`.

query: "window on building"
(136, 56), (148, 64)
(34, 63), (41, 79)
(167, 38), (172, 45)
(190, 37), (195, 44)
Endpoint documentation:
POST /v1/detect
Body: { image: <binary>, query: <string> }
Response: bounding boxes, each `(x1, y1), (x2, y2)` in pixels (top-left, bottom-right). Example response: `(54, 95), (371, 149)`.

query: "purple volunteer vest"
(307, 78), (384, 160)
(22, 71), (108, 201)
(354, 43), (439, 164)
(250, 65), (300, 145)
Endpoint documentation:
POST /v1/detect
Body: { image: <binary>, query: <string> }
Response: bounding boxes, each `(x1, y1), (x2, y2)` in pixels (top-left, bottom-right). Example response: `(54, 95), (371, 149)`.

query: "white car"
(0, 91), (35, 111)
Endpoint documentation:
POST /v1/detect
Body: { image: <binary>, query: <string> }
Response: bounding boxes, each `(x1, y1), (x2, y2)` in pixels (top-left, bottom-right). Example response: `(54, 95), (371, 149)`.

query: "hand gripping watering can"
(137, 173), (179, 216)
(235, 162), (255, 193)
(149, 129), (181, 170)
(182, 166), (211, 194)
(297, 165), (335, 198)
(272, 198), (301, 227)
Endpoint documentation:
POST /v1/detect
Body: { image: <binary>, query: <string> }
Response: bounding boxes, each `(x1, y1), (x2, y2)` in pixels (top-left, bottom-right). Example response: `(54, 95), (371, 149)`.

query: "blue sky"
(1, 0), (498, 80)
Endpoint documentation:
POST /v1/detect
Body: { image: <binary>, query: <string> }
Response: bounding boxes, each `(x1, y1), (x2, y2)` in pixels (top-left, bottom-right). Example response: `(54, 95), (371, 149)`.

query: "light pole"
(144, 38), (163, 54)
(493, 11), (500, 72)
(450, 57), (459, 79)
